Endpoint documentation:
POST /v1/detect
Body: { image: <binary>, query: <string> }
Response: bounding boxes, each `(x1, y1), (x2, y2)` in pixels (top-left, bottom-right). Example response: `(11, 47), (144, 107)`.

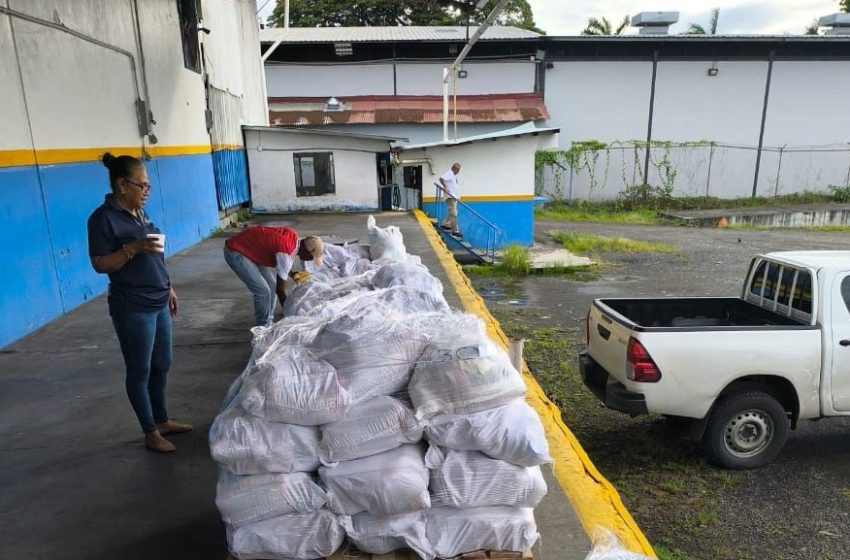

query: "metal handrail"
(433, 182), (500, 262)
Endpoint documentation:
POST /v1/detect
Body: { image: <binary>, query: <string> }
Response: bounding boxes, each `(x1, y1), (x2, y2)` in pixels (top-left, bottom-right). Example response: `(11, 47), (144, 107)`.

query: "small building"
(244, 127), (399, 213)
(396, 122), (559, 249)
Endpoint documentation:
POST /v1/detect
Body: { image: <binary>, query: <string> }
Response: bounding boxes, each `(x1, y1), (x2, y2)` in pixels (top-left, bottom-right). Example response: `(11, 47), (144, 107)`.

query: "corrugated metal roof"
(398, 121), (559, 150)
(259, 26), (541, 44)
(268, 94), (549, 126)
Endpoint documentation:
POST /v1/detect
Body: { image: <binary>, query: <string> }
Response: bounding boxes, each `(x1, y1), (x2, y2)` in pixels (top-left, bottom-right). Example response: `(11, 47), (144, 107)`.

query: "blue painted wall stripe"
(0, 153), (219, 349)
(423, 200), (534, 249)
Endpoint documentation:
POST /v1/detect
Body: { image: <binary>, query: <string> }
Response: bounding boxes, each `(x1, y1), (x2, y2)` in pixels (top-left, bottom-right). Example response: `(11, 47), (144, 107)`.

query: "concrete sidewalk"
(0, 212), (589, 560)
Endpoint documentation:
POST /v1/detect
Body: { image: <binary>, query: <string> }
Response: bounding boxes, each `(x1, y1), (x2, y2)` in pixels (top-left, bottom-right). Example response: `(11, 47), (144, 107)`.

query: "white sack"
(426, 506), (539, 558)
(315, 286), (449, 319)
(311, 312), (425, 404)
(372, 262), (443, 295)
(340, 511), (434, 560)
(426, 446), (547, 509)
(216, 471), (327, 527)
(585, 528), (654, 560)
(409, 313), (527, 420)
(241, 346), (352, 426)
(209, 403), (320, 475)
(250, 316), (323, 363)
(307, 243), (377, 281)
(426, 399), (552, 467)
(227, 510), (344, 560)
(319, 444), (430, 515)
(283, 273), (374, 317)
(320, 396), (423, 463)
(367, 215), (407, 263)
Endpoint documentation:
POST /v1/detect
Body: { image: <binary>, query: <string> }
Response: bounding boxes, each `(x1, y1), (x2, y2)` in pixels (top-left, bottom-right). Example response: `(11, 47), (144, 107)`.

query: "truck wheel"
(702, 391), (788, 469)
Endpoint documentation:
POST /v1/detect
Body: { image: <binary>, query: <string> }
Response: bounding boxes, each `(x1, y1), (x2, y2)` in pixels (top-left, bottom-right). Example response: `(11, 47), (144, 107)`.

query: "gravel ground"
(472, 221), (850, 560)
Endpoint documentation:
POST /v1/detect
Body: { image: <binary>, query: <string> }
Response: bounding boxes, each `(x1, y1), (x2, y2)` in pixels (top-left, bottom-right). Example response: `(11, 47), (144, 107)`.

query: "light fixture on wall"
(707, 63), (719, 76)
(334, 42), (353, 56)
(457, 69), (468, 79)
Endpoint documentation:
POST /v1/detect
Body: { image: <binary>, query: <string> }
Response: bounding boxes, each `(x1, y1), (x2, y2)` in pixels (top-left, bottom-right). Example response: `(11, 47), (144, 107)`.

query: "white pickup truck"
(581, 251), (850, 469)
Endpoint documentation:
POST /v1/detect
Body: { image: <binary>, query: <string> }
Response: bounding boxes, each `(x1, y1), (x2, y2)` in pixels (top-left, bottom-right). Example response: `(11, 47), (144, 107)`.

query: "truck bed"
(597, 297), (805, 329)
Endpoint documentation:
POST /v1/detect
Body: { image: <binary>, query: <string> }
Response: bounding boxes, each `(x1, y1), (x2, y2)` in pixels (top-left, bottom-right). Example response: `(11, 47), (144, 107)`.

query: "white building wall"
(545, 61), (653, 146)
(652, 61), (767, 145)
(0, 12), (34, 152)
(244, 129), (390, 212)
(394, 62), (536, 95)
(402, 133), (558, 199)
(265, 64), (395, 97)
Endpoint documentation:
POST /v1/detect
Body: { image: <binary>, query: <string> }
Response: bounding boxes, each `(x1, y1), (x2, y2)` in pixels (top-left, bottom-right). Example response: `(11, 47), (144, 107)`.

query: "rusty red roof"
(268, 94), (549, 127)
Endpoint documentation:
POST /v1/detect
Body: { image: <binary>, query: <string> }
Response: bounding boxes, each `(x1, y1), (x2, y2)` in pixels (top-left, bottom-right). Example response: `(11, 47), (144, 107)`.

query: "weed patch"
(550, 230), (681, 256)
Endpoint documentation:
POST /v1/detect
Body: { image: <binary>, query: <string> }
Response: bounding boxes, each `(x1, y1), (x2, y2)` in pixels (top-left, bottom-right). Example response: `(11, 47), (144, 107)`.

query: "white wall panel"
(395, 62), (535, 95)
(265, 64), (395, 97)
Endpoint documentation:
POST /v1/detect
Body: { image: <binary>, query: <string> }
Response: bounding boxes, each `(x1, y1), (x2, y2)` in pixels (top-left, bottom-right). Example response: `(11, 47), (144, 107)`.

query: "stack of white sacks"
(210, 216), (552, 560)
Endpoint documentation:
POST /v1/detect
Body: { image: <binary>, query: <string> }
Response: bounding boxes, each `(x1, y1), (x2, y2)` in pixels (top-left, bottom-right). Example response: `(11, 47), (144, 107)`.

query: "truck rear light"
(626, 337), (662, 382)
(585, 309), (591, 345)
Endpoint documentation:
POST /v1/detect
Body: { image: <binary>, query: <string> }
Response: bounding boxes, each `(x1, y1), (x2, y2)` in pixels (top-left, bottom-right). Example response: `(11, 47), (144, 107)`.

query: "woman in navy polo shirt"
(87, 153), (191, 453)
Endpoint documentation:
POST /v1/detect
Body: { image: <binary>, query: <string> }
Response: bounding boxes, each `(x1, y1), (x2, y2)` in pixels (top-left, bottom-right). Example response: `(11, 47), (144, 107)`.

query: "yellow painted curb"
(412, 209), (657, 558)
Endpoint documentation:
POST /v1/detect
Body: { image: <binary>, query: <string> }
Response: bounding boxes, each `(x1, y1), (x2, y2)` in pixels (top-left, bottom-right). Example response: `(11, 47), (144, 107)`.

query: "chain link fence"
(536, 141), (850, 203)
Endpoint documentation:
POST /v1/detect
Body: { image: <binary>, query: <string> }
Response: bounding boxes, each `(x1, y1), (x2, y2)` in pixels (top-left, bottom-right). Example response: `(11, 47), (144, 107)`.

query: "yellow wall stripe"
(412, 209), (657, 559)
(0, 145), (214, 168)
(422, 194), (535, 203)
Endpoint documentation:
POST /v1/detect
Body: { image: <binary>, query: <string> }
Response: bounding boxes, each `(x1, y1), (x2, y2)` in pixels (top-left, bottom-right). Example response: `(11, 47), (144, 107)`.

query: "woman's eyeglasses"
(123, 178), (152, 192)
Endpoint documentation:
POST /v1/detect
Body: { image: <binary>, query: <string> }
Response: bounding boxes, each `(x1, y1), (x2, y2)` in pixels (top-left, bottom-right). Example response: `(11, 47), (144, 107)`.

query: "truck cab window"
(761, 263), (780, 302)
(750, 261), (767, 296)
(792, 272), (813, 315)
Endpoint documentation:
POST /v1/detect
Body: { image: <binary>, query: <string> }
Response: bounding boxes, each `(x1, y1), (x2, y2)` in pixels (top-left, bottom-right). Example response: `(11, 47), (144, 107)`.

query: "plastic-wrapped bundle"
(319, 443), (431, 515)
(426, 506), (539, 558)
(409, 313), (527, 420)
(425, 446), (547, 509)
(250, 316), (324, 362)
(320, 396), (423, 463)
(315, 286), (449, 320)
(241, 346), (352, 426)
(227, 509), (344, 560)
(283, 273), (374, 317)
(311, 312), (426, 404)
(209, 404), (320, 475)
(585, 528), (654, 560)
(367, 215), (407, 263)
(216, 471), (327, 527)
(307, 243), (377, 281)
(372, 262), (443, 295)
(339, 511), (433, 560)
(425, 399), (552, 467)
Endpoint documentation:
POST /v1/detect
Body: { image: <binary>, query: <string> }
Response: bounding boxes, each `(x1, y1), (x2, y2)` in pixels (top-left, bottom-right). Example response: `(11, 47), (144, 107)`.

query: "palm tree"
(686, 7), (720, 35)
(582, 15), (629, 36)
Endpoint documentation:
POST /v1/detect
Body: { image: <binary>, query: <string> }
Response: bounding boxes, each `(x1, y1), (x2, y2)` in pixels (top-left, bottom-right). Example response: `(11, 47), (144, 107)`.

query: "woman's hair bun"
(101, 152), (116, 169)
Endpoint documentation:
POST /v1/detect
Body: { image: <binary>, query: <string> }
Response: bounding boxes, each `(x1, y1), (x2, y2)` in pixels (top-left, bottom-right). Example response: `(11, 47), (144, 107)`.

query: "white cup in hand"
(146, 233), (165, 253)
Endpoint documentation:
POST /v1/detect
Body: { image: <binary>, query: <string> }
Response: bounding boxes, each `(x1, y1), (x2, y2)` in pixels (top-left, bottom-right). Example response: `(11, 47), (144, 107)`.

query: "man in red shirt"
(224, 226), (325, 325)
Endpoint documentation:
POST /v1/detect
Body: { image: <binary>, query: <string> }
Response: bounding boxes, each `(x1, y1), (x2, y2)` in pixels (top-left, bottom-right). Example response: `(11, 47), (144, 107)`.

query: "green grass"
(656, 546), (695, 560)
(536, 204), (661, 225)
(550, 230), (681, 256)
(840, 489), (850, 501)
(501, 245), (531, 276)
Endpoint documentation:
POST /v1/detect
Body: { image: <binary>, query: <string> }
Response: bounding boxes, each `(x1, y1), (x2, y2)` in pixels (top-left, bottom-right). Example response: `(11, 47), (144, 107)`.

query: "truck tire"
(702, 391), (788, 470)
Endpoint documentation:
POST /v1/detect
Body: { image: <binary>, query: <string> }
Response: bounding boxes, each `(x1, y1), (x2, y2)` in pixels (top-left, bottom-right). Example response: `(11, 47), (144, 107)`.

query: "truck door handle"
(841, 340), (850, 347)
(597, 325), (611, 340)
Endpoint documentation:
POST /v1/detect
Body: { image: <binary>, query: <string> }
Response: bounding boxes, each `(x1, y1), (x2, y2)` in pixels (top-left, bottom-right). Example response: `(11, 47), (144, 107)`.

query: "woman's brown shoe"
(155, 419), (193, 436)
(145, 431), (176, 453)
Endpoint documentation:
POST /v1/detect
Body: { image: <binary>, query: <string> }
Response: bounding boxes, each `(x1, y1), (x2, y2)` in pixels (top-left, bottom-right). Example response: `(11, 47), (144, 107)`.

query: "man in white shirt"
(438, 162), (462, 238)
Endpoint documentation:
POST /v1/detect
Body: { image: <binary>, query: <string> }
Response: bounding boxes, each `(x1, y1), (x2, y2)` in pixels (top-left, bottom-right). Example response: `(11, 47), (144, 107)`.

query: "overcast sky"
(258, 0), (841, 35)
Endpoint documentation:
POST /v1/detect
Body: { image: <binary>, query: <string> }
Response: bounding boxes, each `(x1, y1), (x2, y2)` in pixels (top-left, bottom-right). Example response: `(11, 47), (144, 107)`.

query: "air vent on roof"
(818, 13), (850, 35)
(631, 11), (679, 35)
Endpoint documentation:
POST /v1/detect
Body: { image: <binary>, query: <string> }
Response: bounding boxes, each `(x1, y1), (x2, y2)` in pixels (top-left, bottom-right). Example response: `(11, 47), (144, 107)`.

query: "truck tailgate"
(587, 300), (634, 384)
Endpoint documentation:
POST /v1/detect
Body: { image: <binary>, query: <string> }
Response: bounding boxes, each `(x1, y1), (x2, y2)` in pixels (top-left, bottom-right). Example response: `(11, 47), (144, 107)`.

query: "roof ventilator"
(818, 13), (850, 36)
(631, 11), (679, 35)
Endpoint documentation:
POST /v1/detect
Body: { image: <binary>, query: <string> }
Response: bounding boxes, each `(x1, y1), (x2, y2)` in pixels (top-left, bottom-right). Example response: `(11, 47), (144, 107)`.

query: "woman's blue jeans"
(109, 298), (172, 434)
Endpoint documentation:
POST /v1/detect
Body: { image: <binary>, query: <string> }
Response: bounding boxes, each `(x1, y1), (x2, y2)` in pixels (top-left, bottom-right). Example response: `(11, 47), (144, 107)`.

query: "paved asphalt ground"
(474, 220), (850, 560)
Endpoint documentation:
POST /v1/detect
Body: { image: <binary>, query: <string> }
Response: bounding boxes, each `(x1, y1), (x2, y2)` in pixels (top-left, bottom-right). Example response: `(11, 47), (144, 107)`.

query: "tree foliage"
(686, 7), (719, 35)
(842, 0), (849, 12)
(581, 15), (629, 36)
(268, 0), (541, 32)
